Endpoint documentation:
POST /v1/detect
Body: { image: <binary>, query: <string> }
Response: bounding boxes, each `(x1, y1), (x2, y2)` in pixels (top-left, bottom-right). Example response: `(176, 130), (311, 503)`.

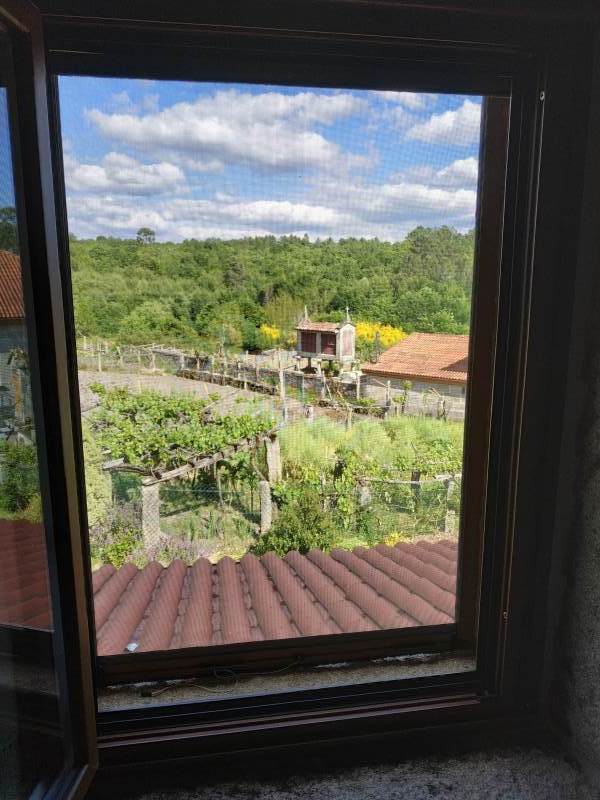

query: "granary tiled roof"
(296, 320), (340, 332)
(362, 332), (469, 385)
(92, 538), (457, 656)
(0, 519), (52, 630)
(0, 250), (24, 322)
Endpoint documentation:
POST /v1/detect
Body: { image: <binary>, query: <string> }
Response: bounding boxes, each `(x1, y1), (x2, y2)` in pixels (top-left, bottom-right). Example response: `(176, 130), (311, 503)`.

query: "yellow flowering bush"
(355, 321), (406, 349)
(259, 323), (281, 342)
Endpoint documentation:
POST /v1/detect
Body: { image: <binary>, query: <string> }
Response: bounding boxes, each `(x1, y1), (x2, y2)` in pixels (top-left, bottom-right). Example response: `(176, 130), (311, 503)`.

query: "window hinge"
(502, 610), (509, 623)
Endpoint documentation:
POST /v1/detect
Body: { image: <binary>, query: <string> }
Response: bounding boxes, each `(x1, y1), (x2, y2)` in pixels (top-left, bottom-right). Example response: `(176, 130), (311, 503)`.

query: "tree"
(136, 227), (155, 245)
(0, 206), (18, 253)
(68, 226), (476, 349)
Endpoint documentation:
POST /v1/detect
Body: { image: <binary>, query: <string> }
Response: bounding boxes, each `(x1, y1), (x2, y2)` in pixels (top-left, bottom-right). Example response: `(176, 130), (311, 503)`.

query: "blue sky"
(58, 77), (482, 242)
(0, 89), (16, 208)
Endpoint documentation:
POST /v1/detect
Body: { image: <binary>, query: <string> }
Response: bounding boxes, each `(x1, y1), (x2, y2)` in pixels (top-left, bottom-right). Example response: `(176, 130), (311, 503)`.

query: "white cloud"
(374, 91), (434, 110)
(66, 170), (476, 242)
(86, 89), (371, 173)
(64, 152), (186, 195)
(141, 93), (159, 113)
(109, 91), (160, 114)
(110, 90), (133, 109)
(401, 157), (479, 189)
(434, 156), (479, 187)
(65, 87), (478, 241)
(406, 99), (481, 146)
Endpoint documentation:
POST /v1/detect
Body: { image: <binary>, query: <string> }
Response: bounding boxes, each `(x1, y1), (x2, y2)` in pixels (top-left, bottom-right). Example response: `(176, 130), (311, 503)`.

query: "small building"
(0, 250), (30, 427)
(295, 308), (355, 368)
(362, 332), (469, 420)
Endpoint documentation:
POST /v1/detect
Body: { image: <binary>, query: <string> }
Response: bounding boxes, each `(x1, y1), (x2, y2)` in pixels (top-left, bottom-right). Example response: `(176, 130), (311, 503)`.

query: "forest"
(69, 226), (475, 351)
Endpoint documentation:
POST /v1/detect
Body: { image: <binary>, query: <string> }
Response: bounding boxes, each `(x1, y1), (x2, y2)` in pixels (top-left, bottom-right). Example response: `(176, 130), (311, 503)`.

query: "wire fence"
(76, 339), (465, 422)
(88, 462), (461, 569)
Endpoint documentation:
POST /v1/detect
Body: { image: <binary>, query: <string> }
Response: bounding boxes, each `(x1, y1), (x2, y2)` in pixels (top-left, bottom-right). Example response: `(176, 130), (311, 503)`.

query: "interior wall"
(545, 28), (600, 793)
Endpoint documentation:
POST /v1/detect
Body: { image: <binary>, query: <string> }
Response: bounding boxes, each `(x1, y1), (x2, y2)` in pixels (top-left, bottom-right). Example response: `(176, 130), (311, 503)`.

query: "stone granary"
(295, 307), (356, 371)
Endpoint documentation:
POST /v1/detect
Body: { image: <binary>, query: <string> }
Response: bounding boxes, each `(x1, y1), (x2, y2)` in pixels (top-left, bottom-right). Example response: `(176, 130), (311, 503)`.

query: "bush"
(90, 506), (142, 568)
(81, 421), (112, 527)
(252, 490), (336, 556)
(0, 441), (39, 512)
(22, 493), (43, 523)
(353, 504), (399, 547)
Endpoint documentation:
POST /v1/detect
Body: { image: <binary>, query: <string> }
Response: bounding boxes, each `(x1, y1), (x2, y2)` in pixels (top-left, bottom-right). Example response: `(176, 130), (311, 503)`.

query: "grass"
(278, 415), (464, 476)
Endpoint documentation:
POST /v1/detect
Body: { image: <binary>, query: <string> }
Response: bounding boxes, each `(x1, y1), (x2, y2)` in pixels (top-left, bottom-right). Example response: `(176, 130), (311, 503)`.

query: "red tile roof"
(91, 538), (457, 656)
(0, 519), (52, 630)
(362, 333), (469, 385)
(0, 250), (24, 322)
(296, 320), (340, 332)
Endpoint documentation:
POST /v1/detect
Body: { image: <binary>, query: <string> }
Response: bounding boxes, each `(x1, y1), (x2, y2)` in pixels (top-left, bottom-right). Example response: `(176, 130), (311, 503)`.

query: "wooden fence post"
(278, 350), (287, 423)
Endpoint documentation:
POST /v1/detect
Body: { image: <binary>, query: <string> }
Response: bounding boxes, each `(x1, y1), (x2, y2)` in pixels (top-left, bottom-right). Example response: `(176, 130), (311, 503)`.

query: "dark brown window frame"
(28, 1), (591, 765)
(50, 54), (508, 683)
(0, 4), (98, 795)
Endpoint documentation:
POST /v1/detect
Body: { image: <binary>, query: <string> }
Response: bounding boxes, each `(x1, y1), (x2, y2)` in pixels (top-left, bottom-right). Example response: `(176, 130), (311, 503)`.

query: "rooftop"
(362, 332), (469, 385)
(0, 519), (458, 656)
(296, 320), (340, 332)
(92, 538), (457, 656)
(0, 250), (24, 322)
(0, 520), (52, 630)
(295, 307), (354, 333)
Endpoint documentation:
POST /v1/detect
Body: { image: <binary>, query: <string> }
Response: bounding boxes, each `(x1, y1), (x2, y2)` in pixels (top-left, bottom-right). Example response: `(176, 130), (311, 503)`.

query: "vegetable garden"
(83, 385), (464, 570)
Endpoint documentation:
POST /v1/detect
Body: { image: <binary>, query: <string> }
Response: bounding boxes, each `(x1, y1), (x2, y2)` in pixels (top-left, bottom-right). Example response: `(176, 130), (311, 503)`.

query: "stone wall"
(362, 375), (466, 421)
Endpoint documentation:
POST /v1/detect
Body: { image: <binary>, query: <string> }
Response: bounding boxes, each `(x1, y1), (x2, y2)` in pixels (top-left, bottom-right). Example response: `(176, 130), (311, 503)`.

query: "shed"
(361, 332), (469, 420)
(295, 308), (355, 366)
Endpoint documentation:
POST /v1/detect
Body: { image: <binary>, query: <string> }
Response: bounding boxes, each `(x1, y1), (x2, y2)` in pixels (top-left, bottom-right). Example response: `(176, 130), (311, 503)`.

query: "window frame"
(0, 3), (98, 795)
(36, 2), (591, 764)
(51, 56), (508, 685)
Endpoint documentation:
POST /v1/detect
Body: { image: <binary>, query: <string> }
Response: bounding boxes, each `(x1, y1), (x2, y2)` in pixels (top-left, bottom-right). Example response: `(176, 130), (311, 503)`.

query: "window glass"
(59, 77), (482, 667)
(0, 79), (65, 798)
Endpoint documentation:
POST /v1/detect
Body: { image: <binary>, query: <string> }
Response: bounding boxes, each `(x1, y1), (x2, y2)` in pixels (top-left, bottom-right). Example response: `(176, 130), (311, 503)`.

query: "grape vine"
(88, 384), (274, 471)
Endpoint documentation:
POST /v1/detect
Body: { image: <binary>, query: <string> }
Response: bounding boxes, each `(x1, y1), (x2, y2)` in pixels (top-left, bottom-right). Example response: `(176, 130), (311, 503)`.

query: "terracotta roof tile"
(0, 522), (458, 651)
(362, 332), (469, 384)
(0, 250), (24, 322)
(92, 538), (458, 655)
(0, 519), (52, 630)
(296, 320), (340, 332)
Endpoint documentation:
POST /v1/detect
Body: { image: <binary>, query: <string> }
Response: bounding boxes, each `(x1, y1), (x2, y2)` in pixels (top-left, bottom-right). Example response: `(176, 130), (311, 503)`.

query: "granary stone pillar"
(259, 480), (272, 534)
(141, 480), (161, 549)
